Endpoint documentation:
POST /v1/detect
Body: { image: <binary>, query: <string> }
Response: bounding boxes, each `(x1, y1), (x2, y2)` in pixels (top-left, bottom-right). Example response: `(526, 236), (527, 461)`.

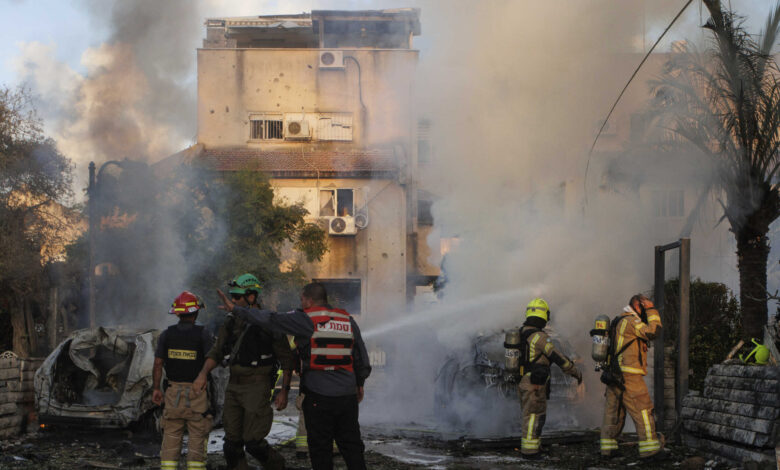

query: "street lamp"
(86, 160), (125, 328)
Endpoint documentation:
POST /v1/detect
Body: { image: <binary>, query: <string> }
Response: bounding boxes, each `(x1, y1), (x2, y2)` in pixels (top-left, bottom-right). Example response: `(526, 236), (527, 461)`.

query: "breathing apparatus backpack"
(600, 316), (635, 390)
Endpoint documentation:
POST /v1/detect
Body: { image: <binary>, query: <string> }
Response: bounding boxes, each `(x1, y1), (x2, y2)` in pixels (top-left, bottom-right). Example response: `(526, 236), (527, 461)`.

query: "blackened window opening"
(315, 279), (361, 315)
(337, 189), (354, 216)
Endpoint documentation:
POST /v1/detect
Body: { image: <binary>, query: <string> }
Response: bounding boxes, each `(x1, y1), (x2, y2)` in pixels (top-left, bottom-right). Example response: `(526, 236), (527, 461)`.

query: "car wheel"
(433, 357), (462, 425)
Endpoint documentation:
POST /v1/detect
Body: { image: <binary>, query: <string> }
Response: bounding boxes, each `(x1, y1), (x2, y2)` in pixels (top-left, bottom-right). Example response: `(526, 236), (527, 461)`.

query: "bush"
(661, 278), (741, 391)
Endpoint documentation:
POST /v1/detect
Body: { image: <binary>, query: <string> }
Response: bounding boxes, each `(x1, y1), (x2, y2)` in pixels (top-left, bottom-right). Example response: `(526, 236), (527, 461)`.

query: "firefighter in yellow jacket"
(518, 298), (582, 458)
(600, 294), (664, 459)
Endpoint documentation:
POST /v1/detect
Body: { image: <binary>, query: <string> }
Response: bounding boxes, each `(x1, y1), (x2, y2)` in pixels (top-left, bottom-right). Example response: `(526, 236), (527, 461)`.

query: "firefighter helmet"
(228, 273), (262, 296)
(525, 298), (550, 322)
(169, 291), (205, 315)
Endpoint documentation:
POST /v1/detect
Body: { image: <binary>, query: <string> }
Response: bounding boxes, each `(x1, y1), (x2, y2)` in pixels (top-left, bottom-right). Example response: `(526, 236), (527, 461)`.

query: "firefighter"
(600, 294), (664, 459)
(192, 274), (294, 470)
(152, 291), (214, 470)
(217, 282), (372, 470)
(518, 298), (582, 458)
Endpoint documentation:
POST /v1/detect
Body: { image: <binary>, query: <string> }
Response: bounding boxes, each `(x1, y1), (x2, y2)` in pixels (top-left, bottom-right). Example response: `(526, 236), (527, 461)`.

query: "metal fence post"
(654, 246), (666, 433)
(677, 238), (691, 422)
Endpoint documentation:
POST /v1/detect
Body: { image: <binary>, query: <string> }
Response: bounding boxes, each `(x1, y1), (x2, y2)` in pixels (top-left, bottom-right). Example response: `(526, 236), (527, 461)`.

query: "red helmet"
(169, 291), (204, 315)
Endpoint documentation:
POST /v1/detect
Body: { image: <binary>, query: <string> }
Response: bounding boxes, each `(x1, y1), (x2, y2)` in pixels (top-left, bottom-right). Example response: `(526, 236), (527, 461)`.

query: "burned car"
(434, 328), (584, 427)
(35, 327), (226, 430)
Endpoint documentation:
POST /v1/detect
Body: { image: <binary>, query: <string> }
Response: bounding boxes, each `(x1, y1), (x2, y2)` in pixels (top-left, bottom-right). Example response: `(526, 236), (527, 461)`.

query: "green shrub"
(661, 279), (741, 391)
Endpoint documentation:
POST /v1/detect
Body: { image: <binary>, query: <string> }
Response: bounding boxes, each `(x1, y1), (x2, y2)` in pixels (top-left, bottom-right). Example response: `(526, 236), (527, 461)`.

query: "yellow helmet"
(526, 298), (550, 322)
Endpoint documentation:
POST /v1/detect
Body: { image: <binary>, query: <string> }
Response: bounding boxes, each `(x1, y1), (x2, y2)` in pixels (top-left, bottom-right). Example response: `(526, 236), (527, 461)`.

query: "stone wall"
(681, 363), (779, 465)
(0, 352), (42, 440)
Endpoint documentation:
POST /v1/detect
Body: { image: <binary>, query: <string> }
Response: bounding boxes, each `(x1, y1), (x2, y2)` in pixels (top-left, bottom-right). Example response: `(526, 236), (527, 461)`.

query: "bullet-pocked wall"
(197, 48), (419, 149)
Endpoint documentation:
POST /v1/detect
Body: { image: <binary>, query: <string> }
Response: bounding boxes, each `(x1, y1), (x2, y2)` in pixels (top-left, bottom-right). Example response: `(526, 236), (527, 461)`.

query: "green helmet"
(228, 273), (262, 296)
(740, 338), (770, 366)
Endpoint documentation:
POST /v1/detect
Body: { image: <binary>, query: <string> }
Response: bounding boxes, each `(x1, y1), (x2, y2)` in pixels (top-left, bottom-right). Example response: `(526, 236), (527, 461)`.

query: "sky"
(0, 0), (775, 194)
(1, 0), (774, 89)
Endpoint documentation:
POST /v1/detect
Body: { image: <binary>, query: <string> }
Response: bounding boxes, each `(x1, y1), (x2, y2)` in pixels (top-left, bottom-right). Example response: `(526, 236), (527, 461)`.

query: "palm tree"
(651, 0), (780, 340)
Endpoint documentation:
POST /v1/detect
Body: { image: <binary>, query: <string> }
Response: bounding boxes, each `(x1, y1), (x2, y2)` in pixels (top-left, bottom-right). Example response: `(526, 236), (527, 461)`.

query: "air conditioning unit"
(285, 119), (311, 140)
(354, 212), (369, 230)
(318, 51), (344, 70)
(328, 216), (357, 236)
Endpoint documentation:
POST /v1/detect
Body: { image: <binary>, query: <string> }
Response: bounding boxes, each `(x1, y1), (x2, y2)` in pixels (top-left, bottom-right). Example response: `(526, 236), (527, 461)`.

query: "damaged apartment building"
(179, 9), (439, 329)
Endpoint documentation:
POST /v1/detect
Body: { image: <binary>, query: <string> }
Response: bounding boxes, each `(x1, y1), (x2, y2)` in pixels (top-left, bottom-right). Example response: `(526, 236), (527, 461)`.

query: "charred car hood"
(35, 327), (159, 427)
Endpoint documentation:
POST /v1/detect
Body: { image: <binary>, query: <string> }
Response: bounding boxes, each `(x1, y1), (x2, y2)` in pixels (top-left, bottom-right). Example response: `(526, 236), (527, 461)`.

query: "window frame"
(651, 189), (685, 218)
(248, 113), (284, 141)
(319, 188), (355, 218)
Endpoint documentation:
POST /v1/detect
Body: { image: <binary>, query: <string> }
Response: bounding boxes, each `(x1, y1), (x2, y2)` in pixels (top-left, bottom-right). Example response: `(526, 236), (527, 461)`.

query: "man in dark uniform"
(217, 282), (371, 470)
(193, 274), (294, 470)
(153, 291), (214, 470)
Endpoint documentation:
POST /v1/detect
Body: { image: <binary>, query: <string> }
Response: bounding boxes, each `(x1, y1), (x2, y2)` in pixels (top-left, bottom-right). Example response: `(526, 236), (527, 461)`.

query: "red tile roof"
(192, 147), (399, 178)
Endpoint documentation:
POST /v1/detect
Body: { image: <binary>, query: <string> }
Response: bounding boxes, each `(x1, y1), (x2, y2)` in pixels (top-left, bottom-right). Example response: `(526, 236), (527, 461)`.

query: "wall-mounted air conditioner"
(318, 51), (344, 70)
(328, 216), (357, 236)
(285, 119), (311, 140)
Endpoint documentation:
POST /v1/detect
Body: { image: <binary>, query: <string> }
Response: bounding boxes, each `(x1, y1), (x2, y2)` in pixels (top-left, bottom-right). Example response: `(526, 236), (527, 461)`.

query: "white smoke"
(360, 0), (768, 435)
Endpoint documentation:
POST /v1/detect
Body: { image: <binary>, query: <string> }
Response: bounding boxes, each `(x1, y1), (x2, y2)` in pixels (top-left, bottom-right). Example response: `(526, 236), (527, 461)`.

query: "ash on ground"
(0, 414), (717, 470)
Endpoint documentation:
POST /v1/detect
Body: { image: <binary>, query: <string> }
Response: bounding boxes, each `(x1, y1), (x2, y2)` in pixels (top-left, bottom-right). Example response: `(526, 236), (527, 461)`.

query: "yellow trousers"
(518, 375), (547, 456)
(600, 374), (661, 458)
(160, 382), (212, 470)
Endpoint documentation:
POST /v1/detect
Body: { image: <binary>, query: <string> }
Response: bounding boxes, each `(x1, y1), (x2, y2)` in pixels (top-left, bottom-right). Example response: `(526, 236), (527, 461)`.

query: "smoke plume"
(8, 0), (773, 435)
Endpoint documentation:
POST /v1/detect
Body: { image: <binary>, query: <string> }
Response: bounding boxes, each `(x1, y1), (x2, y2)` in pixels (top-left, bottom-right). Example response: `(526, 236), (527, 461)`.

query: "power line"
(582, 0), (694, 209)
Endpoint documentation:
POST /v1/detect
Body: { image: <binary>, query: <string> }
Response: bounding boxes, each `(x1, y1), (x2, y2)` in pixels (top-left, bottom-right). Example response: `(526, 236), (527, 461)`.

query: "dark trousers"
(302, 390), (366, 470)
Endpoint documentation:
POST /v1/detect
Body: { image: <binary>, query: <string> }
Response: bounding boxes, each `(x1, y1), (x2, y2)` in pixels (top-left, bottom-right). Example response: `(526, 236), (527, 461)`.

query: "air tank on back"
(504, 328), (522, 373)
(590, 314), (611, 364)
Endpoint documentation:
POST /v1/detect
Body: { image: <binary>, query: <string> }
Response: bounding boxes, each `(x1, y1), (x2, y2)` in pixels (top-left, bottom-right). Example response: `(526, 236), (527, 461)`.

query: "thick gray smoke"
(361, 0), (773, 435)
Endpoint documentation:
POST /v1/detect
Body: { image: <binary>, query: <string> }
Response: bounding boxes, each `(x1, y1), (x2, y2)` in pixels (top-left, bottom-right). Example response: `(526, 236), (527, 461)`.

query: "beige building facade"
(192, 9), (434, 327)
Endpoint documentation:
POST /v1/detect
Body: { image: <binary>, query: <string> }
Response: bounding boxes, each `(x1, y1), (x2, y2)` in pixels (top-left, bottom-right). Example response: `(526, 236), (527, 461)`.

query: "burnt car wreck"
(35, 327), (161, 428)
(434, 328), (584, 428)
(34, 327), (225, 430)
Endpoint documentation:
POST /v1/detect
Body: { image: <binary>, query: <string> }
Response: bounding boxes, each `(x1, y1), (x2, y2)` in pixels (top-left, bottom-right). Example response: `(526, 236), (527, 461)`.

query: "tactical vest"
(163, 324), (206, 383)
(305, 307), (355, 372)
(224, 317), (276, 368)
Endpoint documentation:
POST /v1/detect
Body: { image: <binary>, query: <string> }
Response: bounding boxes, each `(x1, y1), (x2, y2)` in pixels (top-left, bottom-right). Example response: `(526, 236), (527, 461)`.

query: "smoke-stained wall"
(197, 48), (418, 149)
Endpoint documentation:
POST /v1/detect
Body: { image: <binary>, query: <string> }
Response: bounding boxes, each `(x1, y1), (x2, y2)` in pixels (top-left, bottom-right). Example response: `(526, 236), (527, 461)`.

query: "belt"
(229, 374), (267, 385)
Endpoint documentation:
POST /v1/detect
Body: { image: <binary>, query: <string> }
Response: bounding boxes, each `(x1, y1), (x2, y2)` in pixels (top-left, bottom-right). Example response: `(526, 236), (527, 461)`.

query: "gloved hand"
(570, 367), (583, 385)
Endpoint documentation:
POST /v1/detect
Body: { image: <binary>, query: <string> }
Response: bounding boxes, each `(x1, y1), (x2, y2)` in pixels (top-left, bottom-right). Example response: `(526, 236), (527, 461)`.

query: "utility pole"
(87, 162), (96, 329)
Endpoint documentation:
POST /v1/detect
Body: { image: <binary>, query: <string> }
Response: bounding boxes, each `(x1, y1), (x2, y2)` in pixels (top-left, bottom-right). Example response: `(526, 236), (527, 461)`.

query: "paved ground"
(0, 417), (717, 470)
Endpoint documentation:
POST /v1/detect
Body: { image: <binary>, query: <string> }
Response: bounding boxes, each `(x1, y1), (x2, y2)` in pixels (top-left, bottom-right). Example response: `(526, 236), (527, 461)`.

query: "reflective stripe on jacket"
(616, 308), (662, 376)
(306, 307), (355, 372)
(521, 327), (575, 375)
